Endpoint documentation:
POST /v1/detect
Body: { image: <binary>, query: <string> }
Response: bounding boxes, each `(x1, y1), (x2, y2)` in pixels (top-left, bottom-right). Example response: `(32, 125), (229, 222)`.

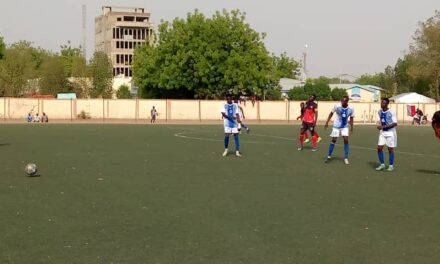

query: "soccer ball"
(25, 163), (38, 176)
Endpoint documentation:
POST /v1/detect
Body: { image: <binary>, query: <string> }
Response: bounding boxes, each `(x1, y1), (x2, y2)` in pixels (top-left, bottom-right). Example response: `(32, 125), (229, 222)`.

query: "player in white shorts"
(376, 98), (397, 171)
(221, 94), (242, 157)
(324, 95), (354, 165)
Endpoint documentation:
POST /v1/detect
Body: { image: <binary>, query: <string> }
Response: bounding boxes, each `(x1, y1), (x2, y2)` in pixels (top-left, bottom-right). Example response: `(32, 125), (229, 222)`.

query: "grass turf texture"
(1, 124), (440, 263)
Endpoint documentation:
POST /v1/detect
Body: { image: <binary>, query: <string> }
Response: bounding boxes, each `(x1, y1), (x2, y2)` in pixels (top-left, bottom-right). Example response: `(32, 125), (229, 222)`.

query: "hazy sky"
(0, 0), (439, 77)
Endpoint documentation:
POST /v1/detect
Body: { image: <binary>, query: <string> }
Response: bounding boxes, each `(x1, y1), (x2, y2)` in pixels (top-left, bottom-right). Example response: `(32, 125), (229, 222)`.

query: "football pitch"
(1, 124), (440, 263)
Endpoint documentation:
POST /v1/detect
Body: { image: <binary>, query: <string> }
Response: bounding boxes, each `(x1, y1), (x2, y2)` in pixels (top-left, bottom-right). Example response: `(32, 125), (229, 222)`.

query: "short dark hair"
(381, 98), (390, 104)
(342, 95), (349, 100)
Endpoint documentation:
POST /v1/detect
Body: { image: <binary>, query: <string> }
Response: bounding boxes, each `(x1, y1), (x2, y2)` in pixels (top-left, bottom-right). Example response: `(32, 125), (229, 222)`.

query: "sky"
(0, 0), (439, 78)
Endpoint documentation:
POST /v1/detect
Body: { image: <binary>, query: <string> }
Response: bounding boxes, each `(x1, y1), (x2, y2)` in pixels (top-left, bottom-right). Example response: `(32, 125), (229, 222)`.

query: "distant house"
(329, 84), (382, 102)
(279, 78), (305, 97)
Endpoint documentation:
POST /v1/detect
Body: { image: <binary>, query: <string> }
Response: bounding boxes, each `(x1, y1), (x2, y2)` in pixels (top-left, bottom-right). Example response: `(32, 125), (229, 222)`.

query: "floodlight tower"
(82, 4), (87, 59)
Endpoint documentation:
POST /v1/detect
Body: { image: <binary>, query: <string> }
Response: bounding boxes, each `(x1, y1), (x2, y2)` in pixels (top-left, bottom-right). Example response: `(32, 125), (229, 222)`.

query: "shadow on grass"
(417, 169), (440, 175)
(0, 143), (11, 146)
(367, 161), (378, 169)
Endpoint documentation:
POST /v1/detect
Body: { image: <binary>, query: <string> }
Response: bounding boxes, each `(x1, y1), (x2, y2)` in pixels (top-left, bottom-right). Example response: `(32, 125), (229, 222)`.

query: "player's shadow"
(367, 162), (378, 169)
(416, 169), (440, 175)
(28, 174), (41, 178)
(0, 143), (11, 147)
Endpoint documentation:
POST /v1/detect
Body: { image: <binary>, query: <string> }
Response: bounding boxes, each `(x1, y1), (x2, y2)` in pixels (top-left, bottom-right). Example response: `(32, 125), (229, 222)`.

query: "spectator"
(150, 106), (157, 123)
(27, 113), (33, 123)
(41, 112), (49, 123)
(33, 113), (40, 122)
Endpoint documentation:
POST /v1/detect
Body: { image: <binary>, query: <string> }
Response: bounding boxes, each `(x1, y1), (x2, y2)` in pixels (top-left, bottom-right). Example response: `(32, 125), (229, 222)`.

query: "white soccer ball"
(25, 163), (38, 176)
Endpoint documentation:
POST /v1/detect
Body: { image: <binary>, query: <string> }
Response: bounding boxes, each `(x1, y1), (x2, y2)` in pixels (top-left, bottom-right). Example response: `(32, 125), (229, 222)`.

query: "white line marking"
(175, 131), (440, 159)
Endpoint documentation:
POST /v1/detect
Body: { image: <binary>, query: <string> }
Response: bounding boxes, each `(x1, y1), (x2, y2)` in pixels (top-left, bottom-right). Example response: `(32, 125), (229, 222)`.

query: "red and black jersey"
(302, 101), (318, 124)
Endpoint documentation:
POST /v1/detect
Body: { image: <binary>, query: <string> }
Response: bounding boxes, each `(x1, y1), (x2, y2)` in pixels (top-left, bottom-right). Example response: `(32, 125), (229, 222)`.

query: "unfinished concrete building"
(95, 6), (154, 78)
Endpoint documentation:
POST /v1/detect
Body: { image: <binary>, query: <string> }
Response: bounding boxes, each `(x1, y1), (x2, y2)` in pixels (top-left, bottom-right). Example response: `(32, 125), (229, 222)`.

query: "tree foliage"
(89, 51), (113, 99)
(272, 52), (299, 79)
(133, 9), (278, 99)
(116, 84), (132, 99)
(330, 88), (348, 101)
(0, 35), (5, 60)
(39, 55), (69, 96)
(0, 45), (37, 96)
(407, 10), (440, 100)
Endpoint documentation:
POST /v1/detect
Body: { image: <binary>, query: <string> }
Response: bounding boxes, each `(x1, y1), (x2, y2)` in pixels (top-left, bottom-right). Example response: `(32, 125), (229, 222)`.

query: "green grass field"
(1, 124), (440, 263)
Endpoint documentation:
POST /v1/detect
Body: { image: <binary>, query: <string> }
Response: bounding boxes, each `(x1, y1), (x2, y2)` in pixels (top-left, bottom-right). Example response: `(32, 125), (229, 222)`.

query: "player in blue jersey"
(324, 95), (354, 165)
(376, 98), (398, 171)
(221, 94), (242, 157)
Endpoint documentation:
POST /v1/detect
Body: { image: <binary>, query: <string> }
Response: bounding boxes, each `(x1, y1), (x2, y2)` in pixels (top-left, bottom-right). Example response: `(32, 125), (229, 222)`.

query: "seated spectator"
(33, 113), (40, 122)
(27, 113), (33, 123)
(41, 112), (49, 123)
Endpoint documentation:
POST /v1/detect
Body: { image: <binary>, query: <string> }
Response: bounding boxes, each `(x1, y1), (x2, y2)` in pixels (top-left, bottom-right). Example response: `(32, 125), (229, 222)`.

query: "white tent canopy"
(390, 92), (436, 104)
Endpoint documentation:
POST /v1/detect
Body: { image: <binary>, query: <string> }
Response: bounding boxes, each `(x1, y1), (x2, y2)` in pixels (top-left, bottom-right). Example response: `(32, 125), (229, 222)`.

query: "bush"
(288, 87), (309, 100)
(331, 88), (348, 101)
(77, 110), (91, 119)
(116, 84), (132, 99)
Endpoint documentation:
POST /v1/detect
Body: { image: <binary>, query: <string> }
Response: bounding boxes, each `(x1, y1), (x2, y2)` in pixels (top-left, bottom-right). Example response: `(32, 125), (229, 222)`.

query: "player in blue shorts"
(324, 95), (354, 164)
(376, 98), (398, 171)
(221, 94), (242, 157)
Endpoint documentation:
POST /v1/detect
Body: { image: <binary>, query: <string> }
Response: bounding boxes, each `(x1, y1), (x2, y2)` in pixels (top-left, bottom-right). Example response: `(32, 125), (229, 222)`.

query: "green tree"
(70, 56), (90, 98)
(408, 10), (440, 100)
(288, 87), (309, 100)
(0, 46), (36, 96)
(0, 35), (5, 60)
(304, 79), (332, 100)
(60, 41), (83, 77)
(40, 55), (69, 96)
(133, 9), (275, 99)
(89, 51), (113, 99)
(116, 84), (132, 99)
(272, 52), (299, 79)
(330, 88), (348, 101)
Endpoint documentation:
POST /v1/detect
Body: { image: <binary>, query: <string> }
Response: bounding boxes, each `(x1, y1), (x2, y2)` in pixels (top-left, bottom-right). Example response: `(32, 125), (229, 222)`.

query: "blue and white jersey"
(331, 103), (355, 129)
(221, 103), (239, 128)
(378, 109), (397, 136)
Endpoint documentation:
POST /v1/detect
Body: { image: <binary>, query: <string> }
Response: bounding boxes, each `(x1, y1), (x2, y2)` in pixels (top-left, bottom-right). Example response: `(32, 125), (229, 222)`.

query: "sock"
(304, 132), (309, 140)
(241, 124), (248, 129)
(312, 134), (318, 148)
(378, 151), (385, 164)
(224, 136), (229, 149)
(389, 152), (395, 166)
(299, 133), (305, 145)
(234, 134), (240, 151)
(328, 142), (335, 157)
(344, 144), (349, 159)
(314, 131), (320, 138)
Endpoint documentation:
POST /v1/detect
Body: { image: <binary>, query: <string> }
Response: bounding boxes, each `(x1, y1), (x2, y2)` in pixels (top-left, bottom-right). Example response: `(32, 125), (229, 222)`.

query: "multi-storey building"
(95, 6), (154, 79)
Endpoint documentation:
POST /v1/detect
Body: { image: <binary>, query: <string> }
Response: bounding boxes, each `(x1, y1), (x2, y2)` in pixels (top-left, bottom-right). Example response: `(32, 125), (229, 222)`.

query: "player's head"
(381, 98), (390, 110)
(300, 102), (305, 107)
(233, 96), (239, 103)
(308, 94), (316, 102)
(341, 95), (349, 107)
(226, 94), (233, 104)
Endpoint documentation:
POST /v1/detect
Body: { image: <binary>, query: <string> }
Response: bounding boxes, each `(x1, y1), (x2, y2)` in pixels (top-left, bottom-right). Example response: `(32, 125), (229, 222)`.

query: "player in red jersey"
(432, 110), (440, 139)
(298, 95), (321, 151)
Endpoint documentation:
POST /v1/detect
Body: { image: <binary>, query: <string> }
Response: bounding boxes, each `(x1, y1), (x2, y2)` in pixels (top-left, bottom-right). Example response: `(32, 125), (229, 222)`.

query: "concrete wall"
(1, 98), (439, 123)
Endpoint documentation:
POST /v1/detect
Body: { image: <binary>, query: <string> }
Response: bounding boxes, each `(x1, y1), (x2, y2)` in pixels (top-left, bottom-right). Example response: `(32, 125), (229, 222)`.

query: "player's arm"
(239, 106), (245, 119)
(221, 112), (234, 121)
(314, 108), (318, 126)
(236, 113), (241, 124)
(324, 112), (333, 130)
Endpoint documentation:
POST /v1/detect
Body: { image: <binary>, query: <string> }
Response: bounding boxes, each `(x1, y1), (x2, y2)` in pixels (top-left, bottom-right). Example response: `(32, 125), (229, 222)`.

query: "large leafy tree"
(60, 41), (83, 77)
(39, 55), (69, 96)
(272, 52), (299, 79)
(407, 10), (440, 100)
(89, 51), (113, 99)
(0, 45), (36, 96)
(133, 9), (276, 99)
